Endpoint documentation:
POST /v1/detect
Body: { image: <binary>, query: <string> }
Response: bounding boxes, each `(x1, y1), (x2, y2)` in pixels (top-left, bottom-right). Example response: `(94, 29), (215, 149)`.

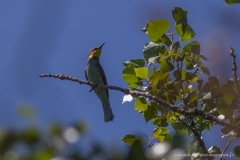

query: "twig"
(220, 139), (232, 160)
(229, 46), (240, 100)
(39, 73), (240, 134)
(173, 113), (208, 155)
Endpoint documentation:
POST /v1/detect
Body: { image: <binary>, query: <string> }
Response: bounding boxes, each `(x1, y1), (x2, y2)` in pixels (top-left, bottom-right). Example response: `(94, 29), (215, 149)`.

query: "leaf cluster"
(122, 7), (240, 159)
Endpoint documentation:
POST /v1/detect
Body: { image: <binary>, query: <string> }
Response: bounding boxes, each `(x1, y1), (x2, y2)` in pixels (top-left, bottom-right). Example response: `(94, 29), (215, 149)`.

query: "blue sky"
(0, 0), (239, 155)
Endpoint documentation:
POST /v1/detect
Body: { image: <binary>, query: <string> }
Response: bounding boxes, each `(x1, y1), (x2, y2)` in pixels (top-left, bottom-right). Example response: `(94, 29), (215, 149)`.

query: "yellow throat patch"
(89, 48), (101, 59)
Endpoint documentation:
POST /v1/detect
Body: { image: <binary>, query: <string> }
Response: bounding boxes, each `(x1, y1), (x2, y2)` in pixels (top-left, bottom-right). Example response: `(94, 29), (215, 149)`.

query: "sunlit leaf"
(122, 64), (138, 88)
(185, 56), (195, 70)
(221, 83), (235, 105)
(134, 97), (148, 111)
(147, 20), (170, 42)
(122, 134), (144, 146)
(225, 0), (240, 5)
(153, 128), (170, 141)
(176, 24), (196, 42)
(149, 67), (169, 85)
(153, 117), (168, 127)
(134, 67), (148, 79)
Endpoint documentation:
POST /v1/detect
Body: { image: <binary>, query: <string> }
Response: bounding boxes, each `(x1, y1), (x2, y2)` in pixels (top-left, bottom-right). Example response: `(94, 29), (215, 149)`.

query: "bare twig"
(220, 139), (232, 160)
(39, 73), (240, 134)
(229, 46), (240, 100)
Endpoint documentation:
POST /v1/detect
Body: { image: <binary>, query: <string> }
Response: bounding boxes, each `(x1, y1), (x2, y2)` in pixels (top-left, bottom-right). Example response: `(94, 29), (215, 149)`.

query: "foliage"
(225, 0), (240, 5)
(122, 7), (240, 160)
(0, 106), (127, 160)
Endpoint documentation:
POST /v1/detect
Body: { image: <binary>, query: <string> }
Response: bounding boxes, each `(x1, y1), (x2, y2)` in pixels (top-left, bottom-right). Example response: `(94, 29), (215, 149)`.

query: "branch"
(229, 46), (240, 100)
(39, 73), (240, 134)
(173, 113), (208, 155)
(220, 139), (232, 160)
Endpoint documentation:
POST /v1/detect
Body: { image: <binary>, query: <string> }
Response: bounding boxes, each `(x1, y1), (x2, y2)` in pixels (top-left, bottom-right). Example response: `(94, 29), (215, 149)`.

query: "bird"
(85, 42), (114, 122)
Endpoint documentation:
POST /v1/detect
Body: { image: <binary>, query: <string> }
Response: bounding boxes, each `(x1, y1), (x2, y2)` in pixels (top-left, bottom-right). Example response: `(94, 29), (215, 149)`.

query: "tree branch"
(39, 73), (240, 134)
(173, 113), (208, 155)
(229, 46), (240, 100)
(220, 139), (232, 160)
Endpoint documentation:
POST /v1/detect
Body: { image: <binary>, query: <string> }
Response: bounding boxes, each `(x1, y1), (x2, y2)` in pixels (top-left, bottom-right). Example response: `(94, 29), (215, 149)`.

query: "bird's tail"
(102, 102), (114, 122)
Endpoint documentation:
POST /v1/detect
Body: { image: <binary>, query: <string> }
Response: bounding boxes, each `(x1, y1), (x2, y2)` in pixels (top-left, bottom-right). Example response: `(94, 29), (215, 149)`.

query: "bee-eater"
(85, 42), (114, 122)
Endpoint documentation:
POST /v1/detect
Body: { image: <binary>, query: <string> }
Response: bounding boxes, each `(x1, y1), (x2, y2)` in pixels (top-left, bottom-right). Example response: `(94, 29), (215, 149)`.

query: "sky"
(0, 0), (239, 156)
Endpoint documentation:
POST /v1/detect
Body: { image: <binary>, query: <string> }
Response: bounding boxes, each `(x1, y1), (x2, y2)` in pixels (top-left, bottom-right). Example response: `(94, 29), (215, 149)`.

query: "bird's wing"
(85, 69), (88, 80)
(96, 63), (109, 98)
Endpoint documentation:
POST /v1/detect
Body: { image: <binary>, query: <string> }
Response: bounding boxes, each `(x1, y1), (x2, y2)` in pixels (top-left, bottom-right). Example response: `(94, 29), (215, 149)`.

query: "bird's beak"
(98, 42), (105, 49)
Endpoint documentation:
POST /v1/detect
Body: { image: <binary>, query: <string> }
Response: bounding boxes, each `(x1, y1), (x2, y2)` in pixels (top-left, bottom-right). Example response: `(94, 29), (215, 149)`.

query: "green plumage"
(85, 43), (114, 122)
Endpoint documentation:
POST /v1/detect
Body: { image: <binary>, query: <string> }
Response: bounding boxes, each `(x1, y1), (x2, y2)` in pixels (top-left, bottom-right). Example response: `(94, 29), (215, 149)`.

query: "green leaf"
(153, 128), (170, 141)
(159, 34), (172, 46)
(183, 41), (200, 55)
(134, 67), (148, 79)
(134, 97), (148, 111)
(122, 65), (138, 88)
(199, 55), (209, 60)
(234, 146), (240, 158)
(149, 70), (169, 85)
(147, 56), (160, 66)
(160, 57), (174, 73)
(143, 42), (165, 61)
(186, 72), (198, 83)
(217, 98), (232, 119)
(143, 105), (157, 122)
(32, 150), (54, 160)
(172, 7), (188, 24)
(208, 146), (221, 155)
(188, 91), (199, 103)
(122, 134), (144, 146)
(20, 127), (39, 144)
(153, 117), (168, 127)
(171, 121), (189, 135)
(208, 76), (220, 87)
(200, 64), (210, 76)
(176, 24), (196, 42)
(185, 57), (194, 70)
(123, 59), (145, 68)
(147, 20), (170, 42)
(17, 104), (36, 118)
(221, 83), (235, 105)
(225, 0), (240, 5)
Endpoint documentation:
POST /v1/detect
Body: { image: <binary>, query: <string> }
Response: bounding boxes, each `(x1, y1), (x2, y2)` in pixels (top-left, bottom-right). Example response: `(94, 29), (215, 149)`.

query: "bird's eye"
(90, 48), (98, 52)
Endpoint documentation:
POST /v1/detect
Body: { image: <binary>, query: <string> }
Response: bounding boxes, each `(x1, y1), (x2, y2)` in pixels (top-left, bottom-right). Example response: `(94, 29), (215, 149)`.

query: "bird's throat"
(89, 50), (101, 59)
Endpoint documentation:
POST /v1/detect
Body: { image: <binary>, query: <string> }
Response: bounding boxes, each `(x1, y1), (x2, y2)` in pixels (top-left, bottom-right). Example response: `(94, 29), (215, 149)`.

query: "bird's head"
(88, 42), (105, 59)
